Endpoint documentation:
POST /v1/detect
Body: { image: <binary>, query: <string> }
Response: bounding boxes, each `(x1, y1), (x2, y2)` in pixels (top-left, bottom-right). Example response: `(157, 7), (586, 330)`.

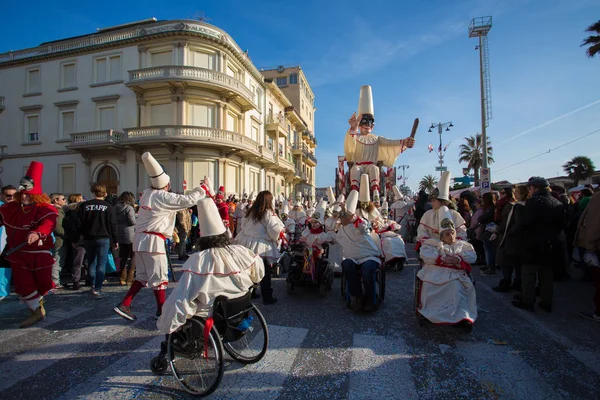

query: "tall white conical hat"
(373, 189), (380, 203)
(381, 200), (389, 217)
(336, 194), (345, 204)
(437, 205), (455, 232)
(327, 187), (335, 204)
(202, 176), (216, 197)
(281, 203), (289, 215)
(358, 85), (374, 116)
(359, 174), (370, 202)
(278, 194), (284, 203)
(242, 192), (248, 200)
(393, 185), (404, 201)
(142, 152), (170, 189)
(249, 191), (255, 201)
(311, 200), (328, 224)
(433, 171), (451, 201)
(346, 190), (359, 214)
(197, 198), (226, 237)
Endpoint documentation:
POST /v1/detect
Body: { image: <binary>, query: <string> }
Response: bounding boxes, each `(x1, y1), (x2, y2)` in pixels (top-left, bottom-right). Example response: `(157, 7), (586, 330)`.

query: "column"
(222, 104), (229, 130)
(215, 103), (222, 129)
(137, 97), (147, 127)
(238, 114), (245, 135)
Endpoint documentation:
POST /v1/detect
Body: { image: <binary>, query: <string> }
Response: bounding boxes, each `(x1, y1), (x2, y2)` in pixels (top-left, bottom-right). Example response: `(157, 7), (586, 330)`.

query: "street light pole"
(428, 122), (453, 176)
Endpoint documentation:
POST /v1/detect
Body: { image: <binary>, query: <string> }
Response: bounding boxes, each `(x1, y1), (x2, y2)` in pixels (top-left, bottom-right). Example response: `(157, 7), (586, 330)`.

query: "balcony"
(68, 129), (125, 150)
(127, 66), (256, 110)
(266, 115), (289, 137)
(293, 143), (317, 166)
(0, 96), (4, 112)
(259, 145), (276, 164)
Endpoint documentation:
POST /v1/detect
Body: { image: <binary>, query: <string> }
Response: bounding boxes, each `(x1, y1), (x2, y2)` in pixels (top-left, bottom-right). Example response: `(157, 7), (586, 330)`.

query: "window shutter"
(96, 59), (107, 83)
(29, 70), (40, 92)
(62, 112), (75, 137)
(109, 56), (121, 81)
(63, 64), (75, 87)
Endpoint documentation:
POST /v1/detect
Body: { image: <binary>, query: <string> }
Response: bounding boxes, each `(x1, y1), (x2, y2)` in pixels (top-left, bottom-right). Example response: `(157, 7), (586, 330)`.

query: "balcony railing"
(259, 145), (275, 163)
(128, 66), (255, 106)
(266, 115), (288, 132)
(69, 129), (124, 146)
(124, 125), (260, 153)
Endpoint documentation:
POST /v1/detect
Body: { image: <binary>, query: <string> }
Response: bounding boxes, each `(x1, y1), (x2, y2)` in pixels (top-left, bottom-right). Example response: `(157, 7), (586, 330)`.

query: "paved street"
(1, 249), (599, 399)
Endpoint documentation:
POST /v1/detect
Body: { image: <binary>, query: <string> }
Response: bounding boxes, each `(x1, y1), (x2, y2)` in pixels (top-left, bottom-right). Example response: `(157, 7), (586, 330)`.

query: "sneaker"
(92, 290), (104, 299)
(579, 312), (600, 322)
(71, 282), (81, 291)
(114, 304), (137, 321)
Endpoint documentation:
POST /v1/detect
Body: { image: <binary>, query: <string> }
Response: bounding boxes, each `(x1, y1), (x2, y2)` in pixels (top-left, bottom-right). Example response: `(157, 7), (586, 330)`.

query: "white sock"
(25, 297), (40, 310)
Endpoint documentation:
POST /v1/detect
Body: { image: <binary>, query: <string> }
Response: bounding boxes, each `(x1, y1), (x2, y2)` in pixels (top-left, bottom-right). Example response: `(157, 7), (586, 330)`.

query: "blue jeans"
(483, 237), (497, 269)
(84, 238), (110, 291)
(342, 259), (379, 304)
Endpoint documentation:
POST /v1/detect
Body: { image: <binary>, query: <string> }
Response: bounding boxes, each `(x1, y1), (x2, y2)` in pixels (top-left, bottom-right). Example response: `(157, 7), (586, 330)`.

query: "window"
(150, 103), (172, 125)
(226, 112), (238, 133)
(94, 55), (121, 84)
(191, 50), (215, 69)
(188, 103), (215, 127)
(150, 50), (173, 67)
(26, 68), (41, 94)
(226, 64), (239, 79)
(60, 111), (75, 139)
(289, 74), (298, 84)
(251, 125), (259, 142)
(276, 77), (287, 86)
(268, 103), (273, 120)
(98, 106), (116, 130)
(26, 114), (39, 142)
(267, 137), (274, 151)
(279, 143), (284, 157)
(61, 62), (76, 89)
(301, 100), (304, 111)
(59, 165), (75, 194)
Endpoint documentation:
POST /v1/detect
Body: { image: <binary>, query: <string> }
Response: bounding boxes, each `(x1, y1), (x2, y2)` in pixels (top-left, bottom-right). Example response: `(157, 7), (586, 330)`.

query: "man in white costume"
(232, 192), (248, 236)
(289, 199), (307, 226)
(417, 206), (477, 329)
(280, 202), (296, 242)
(391, 185), (414, 240)
(417, 171), (467, 247)
(114, 152), (206, 321)
(324, 200), (343, 273)
(336, 190), (382, 312)
(345, 86), (415, 192)
(376, 201), (407, 268)
(301, 201), (336, 248)
(356, 174), (383, 227)
(157, 198), (264, 334)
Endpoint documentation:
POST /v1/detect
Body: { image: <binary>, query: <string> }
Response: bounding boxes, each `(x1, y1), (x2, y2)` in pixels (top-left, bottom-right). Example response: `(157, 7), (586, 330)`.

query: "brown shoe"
(20, 303), (46, 328)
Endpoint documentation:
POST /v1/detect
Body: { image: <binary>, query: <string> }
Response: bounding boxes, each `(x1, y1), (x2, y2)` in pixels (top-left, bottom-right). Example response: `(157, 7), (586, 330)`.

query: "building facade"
(0, 18), (317, 200)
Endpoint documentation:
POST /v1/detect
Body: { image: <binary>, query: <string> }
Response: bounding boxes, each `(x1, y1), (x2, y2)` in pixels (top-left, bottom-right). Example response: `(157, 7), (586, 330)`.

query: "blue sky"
(2, 0), (599, 190)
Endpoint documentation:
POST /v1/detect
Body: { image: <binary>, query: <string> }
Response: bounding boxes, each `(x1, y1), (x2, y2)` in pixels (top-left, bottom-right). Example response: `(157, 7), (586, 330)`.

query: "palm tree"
(419, 174), (438, 194)
(581, 20), (600, 58)
(562, 156), (596, 186)
(458, 133), (494, 187)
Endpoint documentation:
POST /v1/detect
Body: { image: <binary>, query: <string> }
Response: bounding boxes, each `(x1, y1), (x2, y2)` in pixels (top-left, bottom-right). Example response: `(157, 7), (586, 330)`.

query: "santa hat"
(438, 205), (455, 232)
(327, 187), (336, 204)
(358, 85), (374, 117)
(310, 200), (328, 224)
(393, 185), (404, 201)
(281, 203), (290, 215)
(381, 201), (389, 217)
(432, 171), (451, 201)
(142, 152), (170, 189)
(19, 161), (44, 195)
(217, 185), (225, 195)
(197, 198), (226, 237)
(346, 190), (359, 214)
(359, 174), (370, 203)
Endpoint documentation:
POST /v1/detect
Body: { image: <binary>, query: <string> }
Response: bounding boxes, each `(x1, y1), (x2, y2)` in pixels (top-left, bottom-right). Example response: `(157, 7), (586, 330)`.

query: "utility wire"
(495, 128), (600, 173)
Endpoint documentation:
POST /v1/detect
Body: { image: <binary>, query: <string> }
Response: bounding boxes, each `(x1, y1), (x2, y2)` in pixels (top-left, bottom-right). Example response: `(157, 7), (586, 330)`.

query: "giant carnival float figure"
(345, 86), (417, 194)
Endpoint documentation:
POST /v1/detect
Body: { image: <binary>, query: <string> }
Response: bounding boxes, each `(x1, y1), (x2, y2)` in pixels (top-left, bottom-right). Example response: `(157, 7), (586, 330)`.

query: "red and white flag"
(428, 143), (434, 153)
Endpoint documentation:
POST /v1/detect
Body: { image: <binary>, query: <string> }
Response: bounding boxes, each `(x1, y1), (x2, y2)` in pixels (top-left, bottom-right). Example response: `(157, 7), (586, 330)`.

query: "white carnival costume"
(157, 198), (264, 334)
(417, 172), (467, 242)
(301, 201), (335, 248)
(235, 206), (285, 263)
(289, 200), (307, 226)
(417, 206), (477, 326)
(376, 201), (407, 264)
(345, 86), (413, 191)
(280, 203), (296, 242)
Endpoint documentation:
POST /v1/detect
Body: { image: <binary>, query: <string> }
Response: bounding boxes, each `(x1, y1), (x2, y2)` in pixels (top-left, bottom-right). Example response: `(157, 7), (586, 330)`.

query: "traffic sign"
(183, 180), (187, 190)
(435, 166), (447, 172)
(481, 181), (490, 189)
(481, 168), (490, 178)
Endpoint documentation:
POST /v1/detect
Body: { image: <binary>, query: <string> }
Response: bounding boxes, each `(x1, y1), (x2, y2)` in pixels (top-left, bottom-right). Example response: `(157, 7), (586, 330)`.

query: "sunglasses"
(359, 116), (375, 127)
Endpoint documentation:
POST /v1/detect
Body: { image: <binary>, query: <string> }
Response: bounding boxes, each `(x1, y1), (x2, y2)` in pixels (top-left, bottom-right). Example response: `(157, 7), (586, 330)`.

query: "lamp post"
(428, 122), (453, 175)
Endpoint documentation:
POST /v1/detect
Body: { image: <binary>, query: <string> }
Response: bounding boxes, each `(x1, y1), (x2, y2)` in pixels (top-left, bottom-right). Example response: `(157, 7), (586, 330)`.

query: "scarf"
(494, 196), (511, 223)
(310, 226), (324, 234)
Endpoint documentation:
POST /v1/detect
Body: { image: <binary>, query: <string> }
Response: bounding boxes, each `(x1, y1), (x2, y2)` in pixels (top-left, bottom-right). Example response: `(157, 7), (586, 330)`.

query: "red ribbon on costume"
(203, 317), (214, 359)
(143, 231), (167, 241)
(434, 255), (472, 273)
(279, 230), (288, 247)
(353, 216), (364, 228)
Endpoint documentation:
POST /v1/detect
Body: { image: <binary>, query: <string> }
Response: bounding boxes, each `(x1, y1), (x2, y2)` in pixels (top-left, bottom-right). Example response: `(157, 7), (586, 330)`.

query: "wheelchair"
(286, 242), (334, 297)
(413, 260), (475, 330)
(340, 258), (386, 311)
(150, 290), (269, 397)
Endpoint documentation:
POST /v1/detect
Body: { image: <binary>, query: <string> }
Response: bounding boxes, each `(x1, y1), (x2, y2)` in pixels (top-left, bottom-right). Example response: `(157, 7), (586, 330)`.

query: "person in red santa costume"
(0, 161), (58, 328)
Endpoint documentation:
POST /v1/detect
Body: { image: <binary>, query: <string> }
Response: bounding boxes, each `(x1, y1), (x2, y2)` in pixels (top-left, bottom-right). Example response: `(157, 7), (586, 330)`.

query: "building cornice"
(0, 20), (266, 85)
(0, 149), (77, 160)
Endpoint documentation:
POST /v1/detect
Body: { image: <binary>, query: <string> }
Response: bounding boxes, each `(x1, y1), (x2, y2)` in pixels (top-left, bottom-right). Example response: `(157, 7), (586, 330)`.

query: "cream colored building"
(0, 18), (317, 200)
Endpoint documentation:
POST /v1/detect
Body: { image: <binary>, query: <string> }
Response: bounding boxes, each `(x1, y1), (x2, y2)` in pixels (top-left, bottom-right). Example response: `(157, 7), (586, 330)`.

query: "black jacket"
(78, 199), (118, 244)
(521, 190), (566, 265)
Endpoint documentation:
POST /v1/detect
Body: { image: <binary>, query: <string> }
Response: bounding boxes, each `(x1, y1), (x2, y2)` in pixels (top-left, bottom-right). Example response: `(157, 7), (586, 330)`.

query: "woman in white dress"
(235, 190), (284, 305)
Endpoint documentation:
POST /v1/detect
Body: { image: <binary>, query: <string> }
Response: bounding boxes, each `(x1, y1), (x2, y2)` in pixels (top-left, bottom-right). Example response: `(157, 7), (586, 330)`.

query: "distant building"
(0, 19), (317, 199)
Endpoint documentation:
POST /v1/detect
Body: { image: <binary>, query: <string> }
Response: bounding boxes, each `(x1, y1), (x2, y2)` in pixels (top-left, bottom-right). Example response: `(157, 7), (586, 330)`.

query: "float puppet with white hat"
(344, 85), (418, 195)
(356, 174), (382, 227)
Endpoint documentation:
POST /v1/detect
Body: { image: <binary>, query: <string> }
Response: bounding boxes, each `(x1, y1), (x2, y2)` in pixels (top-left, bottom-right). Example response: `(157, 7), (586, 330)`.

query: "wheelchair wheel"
(150, 355), (168, 375)
(223, 304), (269, 364)
(396, 258), (405, 272)
(168, 318), (224, 397)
